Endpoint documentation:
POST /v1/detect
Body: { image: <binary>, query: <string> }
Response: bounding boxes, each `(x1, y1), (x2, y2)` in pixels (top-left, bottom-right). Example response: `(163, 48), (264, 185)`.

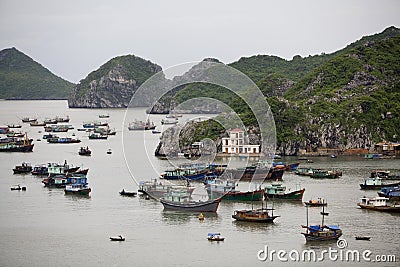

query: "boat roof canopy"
(326, 225), (341, 230)
(208, 233), (220, 236)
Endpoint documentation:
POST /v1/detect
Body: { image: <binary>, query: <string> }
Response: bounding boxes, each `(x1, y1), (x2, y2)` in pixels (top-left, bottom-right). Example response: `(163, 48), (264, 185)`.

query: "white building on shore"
(221, 128), (260, 154)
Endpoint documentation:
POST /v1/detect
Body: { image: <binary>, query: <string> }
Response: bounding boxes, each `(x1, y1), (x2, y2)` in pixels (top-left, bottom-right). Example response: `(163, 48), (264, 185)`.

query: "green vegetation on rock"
(0, 47), (74, 99)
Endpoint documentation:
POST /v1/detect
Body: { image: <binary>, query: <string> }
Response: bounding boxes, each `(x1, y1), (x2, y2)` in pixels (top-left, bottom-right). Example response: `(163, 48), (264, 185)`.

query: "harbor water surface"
(0, 100), (399, 266)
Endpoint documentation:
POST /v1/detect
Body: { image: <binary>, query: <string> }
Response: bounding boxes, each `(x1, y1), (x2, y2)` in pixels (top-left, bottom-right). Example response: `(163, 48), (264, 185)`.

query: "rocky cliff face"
(68, 55), (162, 108)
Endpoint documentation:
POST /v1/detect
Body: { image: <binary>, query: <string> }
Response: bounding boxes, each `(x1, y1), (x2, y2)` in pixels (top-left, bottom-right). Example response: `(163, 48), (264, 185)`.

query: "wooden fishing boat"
(0, 133), (34, 152)
(10, 185), (26, 191)
(78, 146), (91, 156)
(161, 117), (178, 125)
(138, 179), (195, 200)
(301, 205), (342, 241)
(232, 208), (279, 223)
(88, 133), (108, 140)
(355, 236), (371, 241)
(357, 196), (400, 212)
(64, 184), (91, 195)
(13, 162), (32, 174)
(30, 121), (46, 126)
(265, 183), (305, 200)
(110, 235), (125, 241)
(310, 169), (342, 179)
(119, 189), (137, 197)
(160, 189), (220, 212)
(205, 179), (264, 201)
(7, 124), (22, 128)
(128, 119), (156, 130)
(47, 137), (81, 143)
(21, 117), (37, 123)
(304, 198), (327, 207)
(370, 170), (400, 180)
(360, 177), (400, 190)
(207, 233), (225, 241)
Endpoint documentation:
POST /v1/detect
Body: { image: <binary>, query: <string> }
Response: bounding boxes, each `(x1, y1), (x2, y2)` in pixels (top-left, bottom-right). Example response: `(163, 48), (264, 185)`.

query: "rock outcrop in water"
(68, 55), (162, 108)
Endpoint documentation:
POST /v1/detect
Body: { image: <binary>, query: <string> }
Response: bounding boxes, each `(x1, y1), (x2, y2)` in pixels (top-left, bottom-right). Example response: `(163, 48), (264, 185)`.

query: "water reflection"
(232, 220), (277, 232)
(162, 210), (218, 225)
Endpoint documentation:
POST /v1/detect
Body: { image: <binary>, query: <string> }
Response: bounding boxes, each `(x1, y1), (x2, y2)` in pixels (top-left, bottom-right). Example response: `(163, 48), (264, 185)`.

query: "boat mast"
(306, 206), (309, 234)
(321, 205), (325, 226)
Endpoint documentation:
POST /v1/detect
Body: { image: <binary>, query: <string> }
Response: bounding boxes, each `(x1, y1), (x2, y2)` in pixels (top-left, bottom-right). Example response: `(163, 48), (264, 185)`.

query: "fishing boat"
(160, 189), (220, 212)
(88, 133), (108, 140)
(304, 198), (327, 207)
(42, 173), (87, 188)
(355, 236), (371, 241)
(225, 164), (284, 182)
(44, 118), (58, 124)
(138, 179), (195, 200)
(370, 170), (400, 180)
(78, 146), (91, 156)
(295, 167), (314, 176)
(64, 183), (91, 195)
(6, 131), (25, 138)
(31, 164), (48, 176)
(44, 125), (69, 132)
(152, 130), (161, 134)
(42, 133), (58, 139)
(232, 206), (279, 223)
(21, 117), (37, 123)
(128, 119), (156, 130)
(30, 121), (46, 126)
(207, 233), (225, 241)
(56, 116), (70, 123)
(10, 185), (26, 191)
(47, 137), (81, 143)
(0, 133), (34, 152)
(106, 149), (112, 154)
(357, 196), (400, 212)
(160, 163), (219, 181)
(301, 205), (342, 241)
(377, 186), (400, 201)
(99, 114), (110, 118)
(7, 124), (22, 128)
(161, 117), (178, 125)
(264, 183), (305, 200)
(13, 162), (32, 174)
(205, 178), (264, 201)
(359, 177), (400, 190)
(110, 235), (125, 241)
(119, 189), (137, 197)
(310, 169), (342, 179)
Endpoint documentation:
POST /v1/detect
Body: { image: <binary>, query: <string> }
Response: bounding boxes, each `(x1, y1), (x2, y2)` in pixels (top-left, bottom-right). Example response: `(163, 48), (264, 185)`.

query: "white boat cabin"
(363, 177), (382, 186)
(359, 196), (389, 207)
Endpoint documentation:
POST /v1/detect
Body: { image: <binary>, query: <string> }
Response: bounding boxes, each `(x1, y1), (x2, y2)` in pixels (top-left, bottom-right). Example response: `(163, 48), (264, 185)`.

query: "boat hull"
(360, 182), (400, 190)
(265, 188), (305, 200)
(302, 233), (342, 241)
(64, 188), (91, 195)
(208, 189), (264, 201)
(160, 198), (220, 212)
(232, 215), (278, 223)
(357, 203), (400, 212)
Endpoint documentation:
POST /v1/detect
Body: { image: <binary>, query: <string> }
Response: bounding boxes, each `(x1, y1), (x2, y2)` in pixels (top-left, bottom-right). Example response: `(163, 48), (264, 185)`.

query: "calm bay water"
(0, 100), (399, 266)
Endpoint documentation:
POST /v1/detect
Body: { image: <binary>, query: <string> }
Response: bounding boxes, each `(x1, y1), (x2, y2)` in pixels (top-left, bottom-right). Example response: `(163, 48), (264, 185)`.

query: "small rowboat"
(207, 233), (224, 241)
(355, 236), (371, 241)
(119, 189), (137, 197)
(110, 235), (125, 241)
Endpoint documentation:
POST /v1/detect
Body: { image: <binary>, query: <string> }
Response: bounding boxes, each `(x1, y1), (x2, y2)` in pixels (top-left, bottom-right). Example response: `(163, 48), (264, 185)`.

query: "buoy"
(199, 213), (204, 221)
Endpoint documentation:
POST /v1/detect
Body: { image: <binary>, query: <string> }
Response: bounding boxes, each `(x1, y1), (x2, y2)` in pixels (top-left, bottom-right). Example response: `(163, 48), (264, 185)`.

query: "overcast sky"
(1, 0), (399, 83)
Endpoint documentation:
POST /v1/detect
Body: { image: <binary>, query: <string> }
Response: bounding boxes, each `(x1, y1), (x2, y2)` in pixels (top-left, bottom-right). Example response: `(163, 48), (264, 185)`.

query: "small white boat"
(207, 233), (225, 241)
